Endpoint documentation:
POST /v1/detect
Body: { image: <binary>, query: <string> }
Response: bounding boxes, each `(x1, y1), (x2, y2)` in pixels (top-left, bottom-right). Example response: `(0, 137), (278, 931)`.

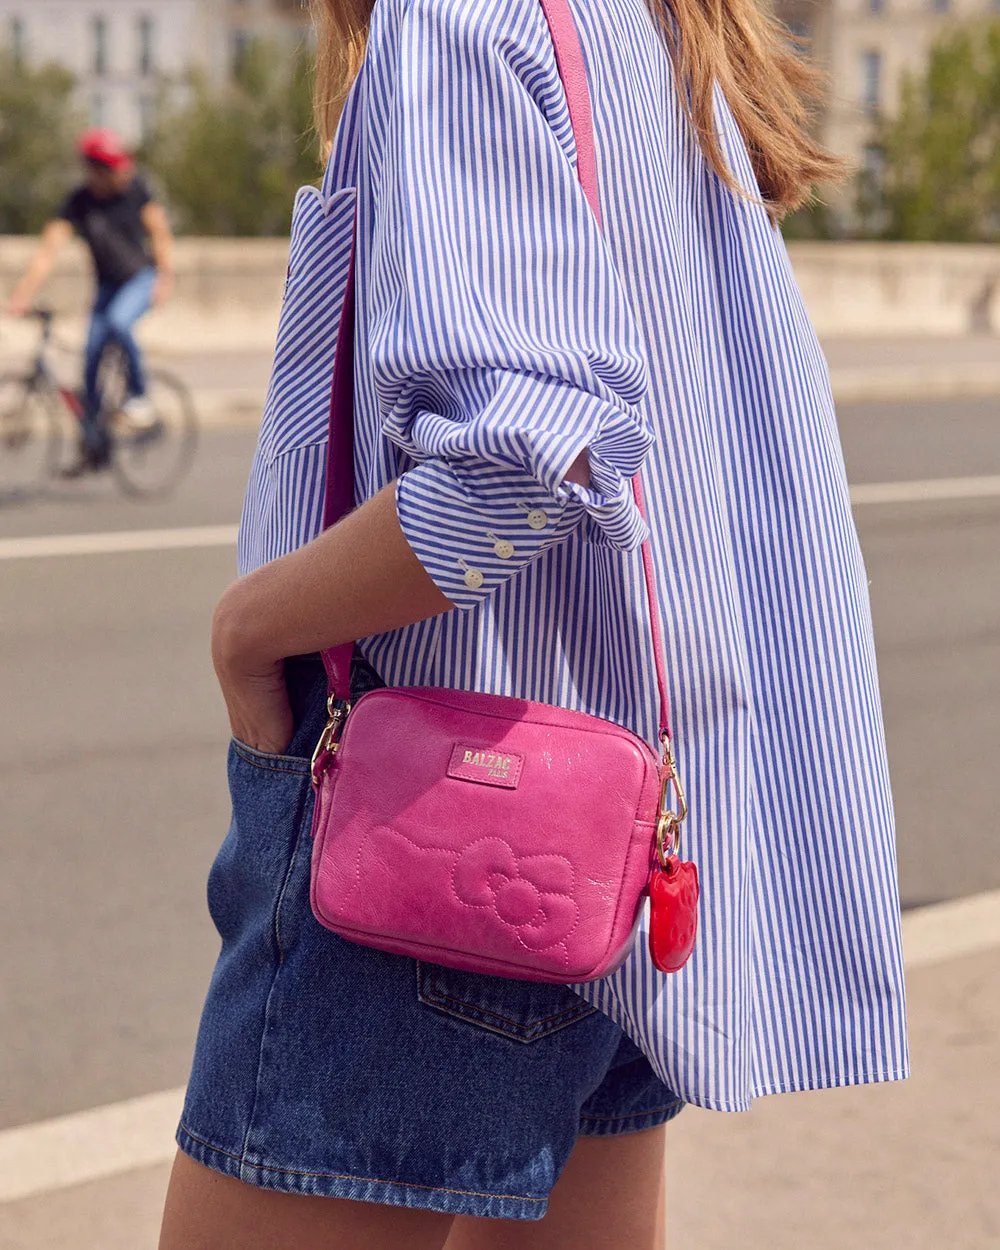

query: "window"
(862, 144), (886, 188)
(138, 15), (155, 76)
(861, 49), (882, 113)
(9, 15), (25, 64)
(92, 15), (108, 76)
(8, 15), (25, 63)
(137, 94), (156, 142)
(857, 144), (887, 234)
(230, 27), (252, 77)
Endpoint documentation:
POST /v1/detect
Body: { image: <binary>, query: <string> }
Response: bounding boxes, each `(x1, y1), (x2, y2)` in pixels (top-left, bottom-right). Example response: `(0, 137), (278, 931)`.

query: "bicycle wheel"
(0, 373), (61, 500)
(110, 368), (198, 499)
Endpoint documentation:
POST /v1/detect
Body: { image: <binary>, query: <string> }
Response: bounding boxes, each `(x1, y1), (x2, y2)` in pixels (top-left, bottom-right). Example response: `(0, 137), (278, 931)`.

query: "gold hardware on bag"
(656, 737), (688, 868)
(311, 695), (351, 786)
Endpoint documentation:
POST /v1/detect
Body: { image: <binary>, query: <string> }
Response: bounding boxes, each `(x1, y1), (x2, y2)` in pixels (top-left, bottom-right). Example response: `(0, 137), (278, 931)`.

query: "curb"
(191, 388), (265, 425)
(189, 374), (1000, 426)
(829, 367), (1000, 405)
(2, 890), (998, 1207)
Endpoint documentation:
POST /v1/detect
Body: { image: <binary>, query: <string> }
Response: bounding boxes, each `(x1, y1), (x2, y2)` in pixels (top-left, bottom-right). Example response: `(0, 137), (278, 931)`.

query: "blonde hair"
(310, 0), (843, 218)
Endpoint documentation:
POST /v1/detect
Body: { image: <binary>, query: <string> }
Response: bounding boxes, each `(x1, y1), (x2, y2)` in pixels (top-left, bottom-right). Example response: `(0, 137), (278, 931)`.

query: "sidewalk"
(0, 936), (996, 1250)
(824, 334), (1000, 403)
(174, 335), (1000, 417)
(2, 335), (997, 426)
(669, 946), (999, 1250)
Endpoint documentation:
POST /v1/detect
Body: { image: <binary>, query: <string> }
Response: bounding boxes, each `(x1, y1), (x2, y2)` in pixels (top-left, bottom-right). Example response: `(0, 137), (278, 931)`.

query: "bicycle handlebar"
(25, 308), (55, 343)
(1, 307), (74, 352)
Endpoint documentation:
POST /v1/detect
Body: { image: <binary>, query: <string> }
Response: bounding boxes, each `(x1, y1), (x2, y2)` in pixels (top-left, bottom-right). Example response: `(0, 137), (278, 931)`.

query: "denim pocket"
(230, 737), (312, 776)
(416, 961), (596, 1044)
(207, 739), (314, 958)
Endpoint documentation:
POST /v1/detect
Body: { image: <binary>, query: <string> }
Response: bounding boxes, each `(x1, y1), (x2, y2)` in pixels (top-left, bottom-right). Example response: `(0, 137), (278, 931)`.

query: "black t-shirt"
(59, 175), (154, 288)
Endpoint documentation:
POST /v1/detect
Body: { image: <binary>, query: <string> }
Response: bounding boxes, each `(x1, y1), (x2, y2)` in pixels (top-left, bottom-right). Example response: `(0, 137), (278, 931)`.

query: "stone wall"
(790, 243), (1000, 338)
(1, 236), (998, 356)
(0, 236), (287, 356)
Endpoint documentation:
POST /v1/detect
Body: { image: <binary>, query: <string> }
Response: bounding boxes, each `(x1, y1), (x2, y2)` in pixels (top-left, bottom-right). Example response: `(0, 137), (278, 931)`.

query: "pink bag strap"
(321, 0), (673, 744)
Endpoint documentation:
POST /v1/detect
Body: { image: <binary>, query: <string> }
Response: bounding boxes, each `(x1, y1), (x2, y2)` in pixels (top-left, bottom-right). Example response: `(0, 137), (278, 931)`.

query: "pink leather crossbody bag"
(308, 0), (699, 984)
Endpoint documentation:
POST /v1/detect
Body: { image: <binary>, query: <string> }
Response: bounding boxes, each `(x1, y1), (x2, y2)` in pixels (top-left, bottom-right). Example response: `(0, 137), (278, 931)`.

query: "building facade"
(0, 0), (310, 145)
(6, 1), (993, 195)
(778, 0), (1000, 180)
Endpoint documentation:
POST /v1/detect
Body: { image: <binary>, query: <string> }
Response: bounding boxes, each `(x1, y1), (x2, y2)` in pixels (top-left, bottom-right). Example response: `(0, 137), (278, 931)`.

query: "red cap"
(77, 128), (132, 170)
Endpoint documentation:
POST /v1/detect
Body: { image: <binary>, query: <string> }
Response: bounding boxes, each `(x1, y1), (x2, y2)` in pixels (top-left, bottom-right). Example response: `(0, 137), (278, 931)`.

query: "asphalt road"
(1, 397), (998, 1133)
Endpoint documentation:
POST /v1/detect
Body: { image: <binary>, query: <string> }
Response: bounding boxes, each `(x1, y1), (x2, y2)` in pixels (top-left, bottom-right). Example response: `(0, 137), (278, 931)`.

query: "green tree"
(0, 51), (81, 233)
(781, 199), (838, 241)
(145, 39), (319, 236)
(874, 20), (1000, 241)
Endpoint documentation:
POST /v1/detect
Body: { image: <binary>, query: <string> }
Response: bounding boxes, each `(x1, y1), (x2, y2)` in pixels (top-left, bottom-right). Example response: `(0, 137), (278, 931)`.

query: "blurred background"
(0, 1), (997, 1247)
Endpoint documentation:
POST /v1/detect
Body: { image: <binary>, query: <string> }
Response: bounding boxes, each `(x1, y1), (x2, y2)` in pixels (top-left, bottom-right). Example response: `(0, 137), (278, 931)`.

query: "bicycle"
(0, 308), (198, 500)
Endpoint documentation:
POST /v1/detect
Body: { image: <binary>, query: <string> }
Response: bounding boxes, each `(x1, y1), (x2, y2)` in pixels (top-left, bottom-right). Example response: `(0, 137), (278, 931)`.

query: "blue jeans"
(82, 267), (156, 455)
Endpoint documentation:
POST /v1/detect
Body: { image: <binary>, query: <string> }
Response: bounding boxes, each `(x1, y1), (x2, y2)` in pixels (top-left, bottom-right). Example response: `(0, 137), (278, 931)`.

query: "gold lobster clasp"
(310, 695), (351, 787)
(656, 735), (689, 868)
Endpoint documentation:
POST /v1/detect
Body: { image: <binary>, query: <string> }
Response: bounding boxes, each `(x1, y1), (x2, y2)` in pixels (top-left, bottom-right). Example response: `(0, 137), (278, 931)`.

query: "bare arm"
(5, 219), (73, 315)
(212, 452), (590, 753)
(212, 482), (453, 753)
(140, 202), (174, 306)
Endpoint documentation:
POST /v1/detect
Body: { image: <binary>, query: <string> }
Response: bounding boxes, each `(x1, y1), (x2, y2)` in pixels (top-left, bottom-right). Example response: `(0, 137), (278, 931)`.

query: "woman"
(159, 0), (908, 1246)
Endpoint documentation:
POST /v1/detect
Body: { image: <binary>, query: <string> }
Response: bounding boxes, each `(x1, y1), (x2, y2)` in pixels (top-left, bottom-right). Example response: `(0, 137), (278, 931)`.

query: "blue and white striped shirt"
(239, 0), (908, 1112)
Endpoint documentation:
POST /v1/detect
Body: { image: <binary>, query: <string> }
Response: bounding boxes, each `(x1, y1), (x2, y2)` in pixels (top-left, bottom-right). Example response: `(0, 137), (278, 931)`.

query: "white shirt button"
(493, 539), (515, 560)
(463, 568), (485, 590)
(526, 509), (548, 531)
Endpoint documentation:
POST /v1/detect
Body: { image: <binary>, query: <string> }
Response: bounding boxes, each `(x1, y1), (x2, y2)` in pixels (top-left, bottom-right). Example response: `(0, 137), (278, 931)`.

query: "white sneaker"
(121, 396), (157, 430)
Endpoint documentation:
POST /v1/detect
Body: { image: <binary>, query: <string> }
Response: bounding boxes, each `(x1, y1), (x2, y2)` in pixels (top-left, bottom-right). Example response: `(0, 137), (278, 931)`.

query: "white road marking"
(0, 890), (998, 1204)
(850, 474), (1000, 506)
(902, 889), (1000, 969)
(1, 474), (998, 563)
(0, 524), (238, 561)
(0, 1088), (184, 1204)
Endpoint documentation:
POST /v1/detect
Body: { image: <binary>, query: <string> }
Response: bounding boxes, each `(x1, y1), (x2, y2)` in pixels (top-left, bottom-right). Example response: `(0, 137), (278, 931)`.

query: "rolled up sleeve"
(368, 0), (653, 609)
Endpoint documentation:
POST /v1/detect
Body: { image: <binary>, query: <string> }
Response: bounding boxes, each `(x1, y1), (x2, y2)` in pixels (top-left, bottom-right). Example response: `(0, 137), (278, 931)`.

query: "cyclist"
(4, 127), (174, 475)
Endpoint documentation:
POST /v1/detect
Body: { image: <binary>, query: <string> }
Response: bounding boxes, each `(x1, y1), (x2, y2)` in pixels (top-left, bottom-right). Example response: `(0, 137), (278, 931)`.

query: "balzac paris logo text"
(462, 749), (514, 780)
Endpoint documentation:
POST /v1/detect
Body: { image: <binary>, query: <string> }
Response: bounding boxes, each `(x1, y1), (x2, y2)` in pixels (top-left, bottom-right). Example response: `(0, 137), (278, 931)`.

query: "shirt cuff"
(559, 447), (651, 550)
(396, 460), (582, 609)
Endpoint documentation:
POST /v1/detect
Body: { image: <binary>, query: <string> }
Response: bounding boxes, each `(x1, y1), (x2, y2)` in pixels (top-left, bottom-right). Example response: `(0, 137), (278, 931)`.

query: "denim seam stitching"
(274, 785), (313, 964)
(421, 1001), (593, 1042)
(579, 1102), (682, 1123)
(419, 987), (595, 1035)
(238, 781), (314, 1171)
(179, 1121), (547, 1204)
(233, 740), (311, 775)
(416, 964), (596, 1035)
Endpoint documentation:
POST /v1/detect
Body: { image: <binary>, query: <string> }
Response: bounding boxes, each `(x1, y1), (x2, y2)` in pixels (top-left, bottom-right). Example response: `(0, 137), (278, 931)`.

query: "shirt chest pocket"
(256, 184), (357, 463)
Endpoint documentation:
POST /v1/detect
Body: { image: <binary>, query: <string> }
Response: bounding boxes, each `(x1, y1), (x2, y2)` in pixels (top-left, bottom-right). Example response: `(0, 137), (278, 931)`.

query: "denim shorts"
(178, 654), (684, 1222)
